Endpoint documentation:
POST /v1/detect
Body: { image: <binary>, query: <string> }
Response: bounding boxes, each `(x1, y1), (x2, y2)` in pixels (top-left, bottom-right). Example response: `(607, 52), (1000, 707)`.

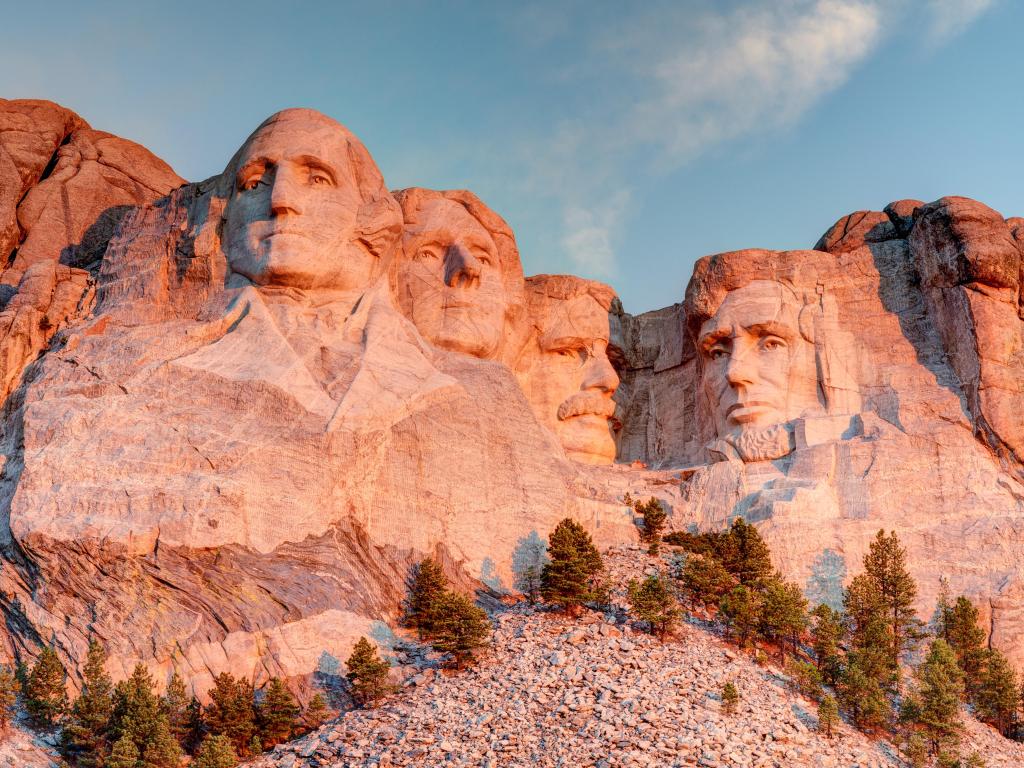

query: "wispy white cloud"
(925, 0), (995, 45)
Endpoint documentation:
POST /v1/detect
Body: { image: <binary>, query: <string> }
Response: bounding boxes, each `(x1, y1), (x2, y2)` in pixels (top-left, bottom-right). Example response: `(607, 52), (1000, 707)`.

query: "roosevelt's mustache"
(557, 392), (617, 421)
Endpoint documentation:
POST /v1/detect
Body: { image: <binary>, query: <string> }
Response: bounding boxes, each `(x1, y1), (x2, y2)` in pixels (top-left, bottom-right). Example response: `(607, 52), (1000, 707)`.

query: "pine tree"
(248, 735), (262, 757)
(192, 733), (238, 768)
(843, 574), (891, 684)
(430, 591), (492, 668)
(540, 518), (604, 614)
(183, 696), (205, 753)
(811, 603), (844, 687)
(345, 638), (394, 707)
(758, 576), (808, 658)
(204, 672), (256, 757)
(903, 733), (929, 768)
(256, 677), (300, 747)
(303, 693), (330, 730)
(0, 665), (17, 731)
(973, 649), (1019, 736)
(679, 554), (733, 610)
(862, 529), (921, 693)
(107, 734), (140, 768)
(944, 596), (987, 697)
(24, 645), (68, 728)
(786, 658), (823, 701)
(160, 671), (190, 749)
(721, 682), (739, 714)
(627, 574), (680, 640)
(839, 653), (889, 731)
(403, 557), (449, 638)
(142, 714), (183, 768)
(636, 497), (667, 555)
(110, 663), (162, 757)
(933, 576), (953, 640)
(817, 694), (839, 737)
(719, 518), (773, 587)
(61, 638), (114, 767)
(914, 639), (964, 755)
(719, 585), (760, 648)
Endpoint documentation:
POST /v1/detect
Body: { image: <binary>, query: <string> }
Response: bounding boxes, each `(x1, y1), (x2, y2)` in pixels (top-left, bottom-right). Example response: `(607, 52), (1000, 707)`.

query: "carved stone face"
(396, 197), (508, 358)
(698, 280), (821, 439)
(222, 112), (373, 293)
(524, 288), (620, 464)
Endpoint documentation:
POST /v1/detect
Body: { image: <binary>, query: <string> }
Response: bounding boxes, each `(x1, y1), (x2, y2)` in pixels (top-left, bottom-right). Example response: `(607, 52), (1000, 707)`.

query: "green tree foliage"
(719, 519), (773, 587)
(862, 529), (921, 692)
(719, 585), (760, 648)
(303, 693), (330, 730)
(943, 596), (988, 698)
(635, 497), (667, 555)
(759, 576), (808, 658)
(786, 659), (823, 702)
(540, 518), (604, 613)
(403, 557), (449, 637)
(843, 574), (891, 685)
(61, 638), (114, 767)
(0, 665), (18, 731)
(817, 694), (839, 738)
(192, 733), (239, 768)
(913, 639), (965, 755)
(627, 574), (680, 640)
(107, 734), (140, 768)
(810, 604), (844, 687)
(183, 696), (205, 754)
(679, 555), (733, 610)
(110, 663), (161, 757)
(204, 672), (257, 757)
(256, 677), (300, 747)
(344, 638), (394, 708)
(973, 649), (1019, 736)
(24, 645), (68, 728)
(839, 653), (889, 731)
(141, 714), (183, 768)
(160, 671), (190, 749)
(430, 591), (492, 668)
(721, 682), (739, 714)
(903, 732), (929, 768)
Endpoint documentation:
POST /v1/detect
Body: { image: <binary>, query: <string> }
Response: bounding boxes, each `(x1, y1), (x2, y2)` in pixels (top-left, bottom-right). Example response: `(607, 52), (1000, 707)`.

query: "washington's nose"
(582, 352), (619, 394)
(444, 244), (482, 289)
(269, 169), (302, 217)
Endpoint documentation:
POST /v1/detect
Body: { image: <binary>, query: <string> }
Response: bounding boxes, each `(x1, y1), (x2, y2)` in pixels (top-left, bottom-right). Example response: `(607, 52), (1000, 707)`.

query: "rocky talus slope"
(253, 547), (1024, 768)
(0, 721), (61, 767)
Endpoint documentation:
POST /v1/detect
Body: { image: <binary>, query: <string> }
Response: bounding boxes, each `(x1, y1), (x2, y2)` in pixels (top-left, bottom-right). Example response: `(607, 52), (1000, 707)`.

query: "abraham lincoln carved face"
(698, 280), (822, 440)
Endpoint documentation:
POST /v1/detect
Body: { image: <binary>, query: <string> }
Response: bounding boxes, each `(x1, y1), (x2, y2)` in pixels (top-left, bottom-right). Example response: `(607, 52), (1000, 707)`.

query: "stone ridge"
(252, 547), (1024, 768)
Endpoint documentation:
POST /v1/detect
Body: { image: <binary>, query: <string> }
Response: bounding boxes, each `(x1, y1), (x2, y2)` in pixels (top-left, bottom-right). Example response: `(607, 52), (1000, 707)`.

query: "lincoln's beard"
(707, 422), (795, 463)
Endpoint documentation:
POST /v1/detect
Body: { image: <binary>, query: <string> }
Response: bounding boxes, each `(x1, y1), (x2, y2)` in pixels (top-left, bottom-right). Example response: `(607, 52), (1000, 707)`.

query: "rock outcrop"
(0, 99), (1022, 705)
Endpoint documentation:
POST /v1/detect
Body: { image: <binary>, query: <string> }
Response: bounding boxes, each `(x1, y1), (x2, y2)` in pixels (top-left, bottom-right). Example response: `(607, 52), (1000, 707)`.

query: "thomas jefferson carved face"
(522, 278), (620, 464)
(222, 111), (379, 293)
(698, 280), (821, 439)
(394, 193), (514, 358)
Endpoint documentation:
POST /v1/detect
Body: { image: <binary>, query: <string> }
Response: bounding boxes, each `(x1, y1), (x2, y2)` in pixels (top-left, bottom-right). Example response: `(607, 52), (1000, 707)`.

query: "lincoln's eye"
(416, 247), (440, 261)
(242, 177), (262, 192)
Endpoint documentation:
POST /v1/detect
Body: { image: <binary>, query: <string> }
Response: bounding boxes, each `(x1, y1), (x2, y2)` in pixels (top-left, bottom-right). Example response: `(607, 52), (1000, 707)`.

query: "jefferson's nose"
(444, 244), (482, 289)
(582, 348), (619, 394)
(269, 168), (303, 216)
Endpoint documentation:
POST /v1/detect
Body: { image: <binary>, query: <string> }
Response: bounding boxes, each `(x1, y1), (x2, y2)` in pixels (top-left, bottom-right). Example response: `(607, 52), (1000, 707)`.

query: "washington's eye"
(310, 172), (332, 186)
(762, 337), (786, 351)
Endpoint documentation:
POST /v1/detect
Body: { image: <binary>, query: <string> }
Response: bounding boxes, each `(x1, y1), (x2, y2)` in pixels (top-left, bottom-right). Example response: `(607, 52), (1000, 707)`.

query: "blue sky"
(3, 0), (1020, 314)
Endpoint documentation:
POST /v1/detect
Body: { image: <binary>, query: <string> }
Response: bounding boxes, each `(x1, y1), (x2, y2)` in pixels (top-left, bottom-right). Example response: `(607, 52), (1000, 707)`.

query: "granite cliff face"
(0, 99), (1021, 696)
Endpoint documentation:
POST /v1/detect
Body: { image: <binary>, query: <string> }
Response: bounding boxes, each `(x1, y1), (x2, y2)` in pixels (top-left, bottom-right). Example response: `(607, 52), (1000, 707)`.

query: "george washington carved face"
(698, 280), (822, 440)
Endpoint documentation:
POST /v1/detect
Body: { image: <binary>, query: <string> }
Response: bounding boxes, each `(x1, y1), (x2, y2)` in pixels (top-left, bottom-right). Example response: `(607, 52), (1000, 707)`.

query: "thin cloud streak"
(925, 0), (995, 45)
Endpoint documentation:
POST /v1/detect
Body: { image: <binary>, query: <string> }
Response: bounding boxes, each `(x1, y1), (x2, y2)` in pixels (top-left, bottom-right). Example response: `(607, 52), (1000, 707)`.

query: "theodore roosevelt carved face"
(698, 280), (822, 440)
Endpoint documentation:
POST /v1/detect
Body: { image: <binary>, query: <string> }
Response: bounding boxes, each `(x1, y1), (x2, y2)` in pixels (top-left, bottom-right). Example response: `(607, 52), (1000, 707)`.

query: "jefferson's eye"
(310, 172), (332, 186)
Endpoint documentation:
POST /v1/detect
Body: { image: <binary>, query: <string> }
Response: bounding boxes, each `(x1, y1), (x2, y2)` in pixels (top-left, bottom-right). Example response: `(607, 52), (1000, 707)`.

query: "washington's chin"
(558, 415), (617, 465)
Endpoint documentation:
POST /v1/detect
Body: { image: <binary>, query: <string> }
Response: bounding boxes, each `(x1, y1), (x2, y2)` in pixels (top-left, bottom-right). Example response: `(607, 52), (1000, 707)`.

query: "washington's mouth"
(261, 229), (311, 242)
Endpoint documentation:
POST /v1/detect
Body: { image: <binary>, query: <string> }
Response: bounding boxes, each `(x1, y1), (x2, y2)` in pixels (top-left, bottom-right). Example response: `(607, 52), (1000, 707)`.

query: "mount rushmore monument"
(1, 98), (1023, 694)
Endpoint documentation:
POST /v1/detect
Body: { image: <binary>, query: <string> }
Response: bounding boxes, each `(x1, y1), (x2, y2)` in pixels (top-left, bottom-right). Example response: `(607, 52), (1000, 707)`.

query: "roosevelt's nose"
(269, 167), (303, 217)
(581, 346), (619, 394)
(444, 244), (482, 289)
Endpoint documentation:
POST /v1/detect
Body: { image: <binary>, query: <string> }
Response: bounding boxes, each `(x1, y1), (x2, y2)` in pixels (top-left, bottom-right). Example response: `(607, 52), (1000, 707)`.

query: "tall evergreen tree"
(540, 518), (604, 614)
(974, 649), (1019, 737)
(256, 677), (300, 747)
(160, 671), (190, 750)
(811, 603), (844, 687)
(24, 645), (68, 728)
(0, 665), (17, 731)
(914, 639), (965, 755)
(430, 591), (492, 668)
(627, 574), (680, 640)
(204, 672), (256, 757)
(403, 557), (449, 638)
(679, 554), (733, 610)
(344, 638), (394, 707)
(719, 518), (773, 587)
(61, 638), (114, 767)
(758, 576), (808, 658)
(933, 576), (953, 640)
(303, 693), (330, 730)
(635, 497), (667, 555)
(838, 653), (889, 731)
(719, 585), (760, 648)
(817, 694), (839, 738)
(192, 733), (238, 768)
(142, 714), (183, 768)
(107, 734), (140, 768)
(183, 696), (205, 754)
(862, 529), (921, 692)
(843, 574), (891, 684)
(944, 596), (987, 697)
